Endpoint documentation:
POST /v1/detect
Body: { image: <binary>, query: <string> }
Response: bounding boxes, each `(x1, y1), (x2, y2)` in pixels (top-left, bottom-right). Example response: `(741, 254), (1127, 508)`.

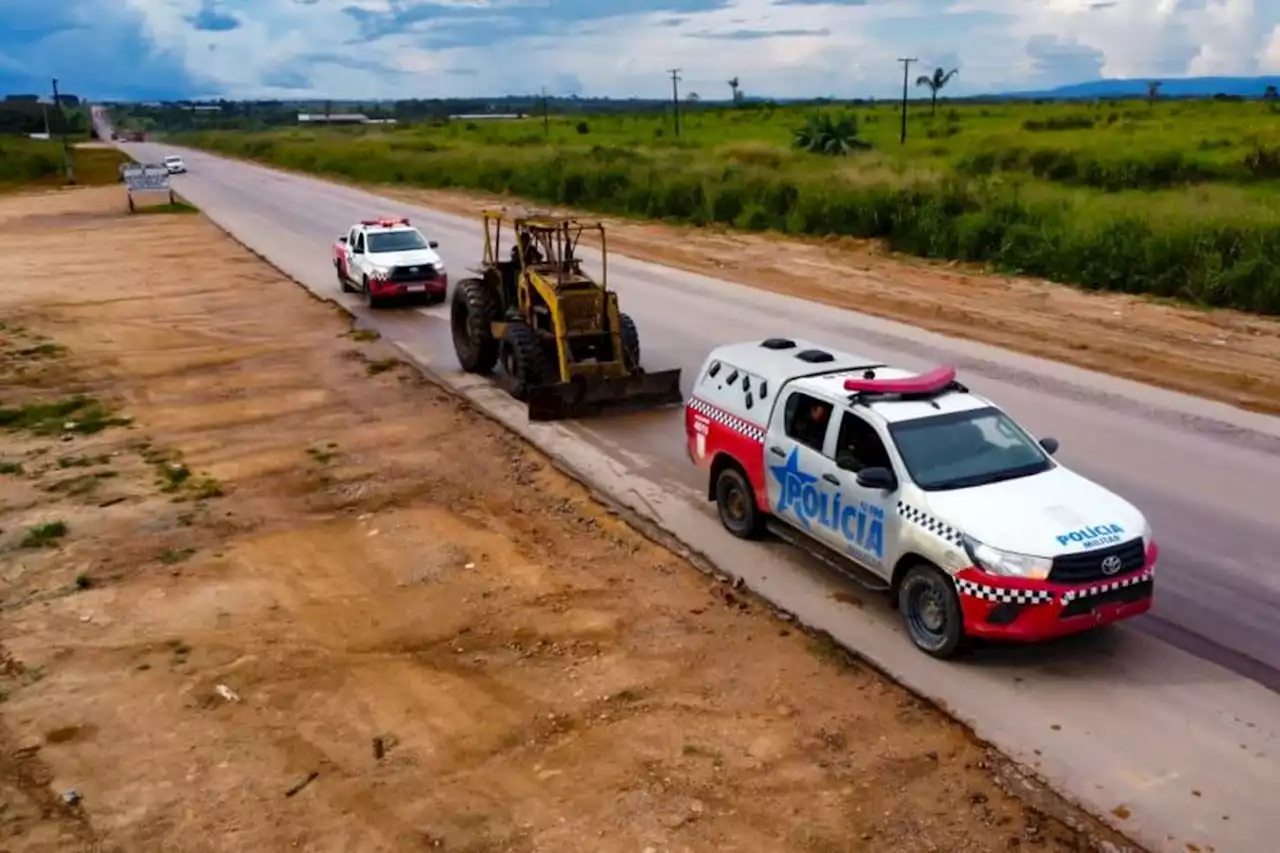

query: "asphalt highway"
(116, 138), (1280, 853)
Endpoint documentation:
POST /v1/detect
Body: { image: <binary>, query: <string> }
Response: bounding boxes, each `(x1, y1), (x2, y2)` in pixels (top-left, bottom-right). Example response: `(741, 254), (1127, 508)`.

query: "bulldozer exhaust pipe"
(527, 368), (684, 422)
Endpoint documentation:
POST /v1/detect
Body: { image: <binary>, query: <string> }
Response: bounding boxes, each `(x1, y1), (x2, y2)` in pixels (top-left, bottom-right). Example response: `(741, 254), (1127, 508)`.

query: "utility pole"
(50, 78), (75, 183)
(897, 58), (916, 145)
(668, 68), (682, 136)
(541, 86), (549, 134)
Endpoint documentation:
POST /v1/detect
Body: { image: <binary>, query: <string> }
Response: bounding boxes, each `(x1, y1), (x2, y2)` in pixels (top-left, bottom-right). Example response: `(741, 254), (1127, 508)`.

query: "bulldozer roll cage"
(451, 209), (683, 421)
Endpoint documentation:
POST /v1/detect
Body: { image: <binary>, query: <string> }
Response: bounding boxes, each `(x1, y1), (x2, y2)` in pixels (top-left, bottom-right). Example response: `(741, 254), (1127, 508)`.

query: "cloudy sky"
(1, 0), (1279, 101)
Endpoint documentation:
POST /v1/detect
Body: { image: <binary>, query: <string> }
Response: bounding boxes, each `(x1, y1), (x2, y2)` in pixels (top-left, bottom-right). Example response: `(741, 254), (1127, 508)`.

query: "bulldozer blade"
(527, 368), (684, 422)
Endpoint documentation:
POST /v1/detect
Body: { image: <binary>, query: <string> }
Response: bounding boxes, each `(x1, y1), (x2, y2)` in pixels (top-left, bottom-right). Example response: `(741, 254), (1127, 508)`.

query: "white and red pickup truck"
(333, 217), (448, 308)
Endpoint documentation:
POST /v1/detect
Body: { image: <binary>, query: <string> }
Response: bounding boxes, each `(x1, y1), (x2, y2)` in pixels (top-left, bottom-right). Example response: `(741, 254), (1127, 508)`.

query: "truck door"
(350, 230), (366, 280)
(828, 410), (902, 578)
(765, 388), (848, 554)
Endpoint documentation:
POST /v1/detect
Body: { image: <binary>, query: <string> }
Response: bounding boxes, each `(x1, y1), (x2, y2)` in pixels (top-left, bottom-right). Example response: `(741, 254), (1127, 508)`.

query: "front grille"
(389, 264), (438, 282)
(1059, 579), (1152, 618)
(558, 292), (604, 335)
(1049, 537), (1145, 584)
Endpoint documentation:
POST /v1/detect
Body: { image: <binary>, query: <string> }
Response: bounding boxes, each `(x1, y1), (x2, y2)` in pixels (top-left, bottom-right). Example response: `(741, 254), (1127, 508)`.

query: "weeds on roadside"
(20, 520), (67, 548)
(0, 395), (131, 436)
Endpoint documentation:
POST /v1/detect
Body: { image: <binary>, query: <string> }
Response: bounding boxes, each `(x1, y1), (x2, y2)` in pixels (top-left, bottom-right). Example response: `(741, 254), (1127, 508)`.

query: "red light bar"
(360, 217), (410, 227)
(843, 365), (957, 395)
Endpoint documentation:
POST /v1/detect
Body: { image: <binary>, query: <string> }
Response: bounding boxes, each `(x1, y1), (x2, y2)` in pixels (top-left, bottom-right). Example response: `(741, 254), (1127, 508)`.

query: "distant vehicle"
(333, 217), (448, 308)
(162, 155), (186, 174)
(685, 337), (1156, 659)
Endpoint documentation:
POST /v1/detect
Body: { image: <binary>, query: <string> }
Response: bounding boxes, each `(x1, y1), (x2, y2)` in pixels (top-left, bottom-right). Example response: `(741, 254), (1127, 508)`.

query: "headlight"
(368, 266), (390, 279)
(1138, 519), (1153, 548)
(962, 535), (1052, 580)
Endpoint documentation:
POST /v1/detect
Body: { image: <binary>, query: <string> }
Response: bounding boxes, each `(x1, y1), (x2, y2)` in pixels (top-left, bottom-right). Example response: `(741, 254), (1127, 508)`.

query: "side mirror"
(338, 236), (347, 244)
(855, 466), (897, 491)
(428, 240), (439, 249)
(1039, 437), (1059, 456)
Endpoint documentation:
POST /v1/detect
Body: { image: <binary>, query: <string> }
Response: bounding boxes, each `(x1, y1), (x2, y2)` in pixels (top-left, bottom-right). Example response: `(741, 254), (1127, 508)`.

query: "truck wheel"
(715, 465), (763, 539)
(501, 320), (546, 401)
(618, 312), (641, 371)
(363, 277), (383, 309)
(338, 267), (353, 293)
(897, 563), (967, 659)
(451, 278), (498, 374)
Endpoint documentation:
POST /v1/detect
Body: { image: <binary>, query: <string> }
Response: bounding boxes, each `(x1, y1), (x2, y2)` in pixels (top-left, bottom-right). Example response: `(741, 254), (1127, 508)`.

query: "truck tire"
(338, 266), (354, 293)
(363, 276), (383, 309)
(618, 312), (641, 370)
(714, 464), (764, 539)
(501, 319), (546, 401)
(897, 562), (967, 659)
(451, 278), (498, 374)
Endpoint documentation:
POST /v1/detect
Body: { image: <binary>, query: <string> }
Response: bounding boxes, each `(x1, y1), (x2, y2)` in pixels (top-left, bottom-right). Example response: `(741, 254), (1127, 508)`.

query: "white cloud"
(8, 0), (1280, 99)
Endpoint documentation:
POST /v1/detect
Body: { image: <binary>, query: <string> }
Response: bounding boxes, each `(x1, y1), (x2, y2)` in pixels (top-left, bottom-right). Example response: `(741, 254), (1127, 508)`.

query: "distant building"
(296, 113), (397, 125)
(449, 113), (525, 120)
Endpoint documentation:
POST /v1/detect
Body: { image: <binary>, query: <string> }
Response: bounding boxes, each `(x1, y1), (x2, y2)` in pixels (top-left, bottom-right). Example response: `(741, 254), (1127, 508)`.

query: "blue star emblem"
(770, 447), (818, 529)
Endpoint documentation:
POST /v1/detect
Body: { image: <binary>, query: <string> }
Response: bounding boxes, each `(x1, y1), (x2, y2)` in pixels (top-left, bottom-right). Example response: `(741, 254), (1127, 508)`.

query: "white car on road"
(163, 155), (186, 174)
(333, 217), (448, 308)
(684, 337), (1157, 658)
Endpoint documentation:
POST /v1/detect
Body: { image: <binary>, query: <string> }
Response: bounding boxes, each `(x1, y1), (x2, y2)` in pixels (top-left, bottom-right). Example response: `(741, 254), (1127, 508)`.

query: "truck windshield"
(367, 230), (428, 252)
(888, 406), (1052, 491)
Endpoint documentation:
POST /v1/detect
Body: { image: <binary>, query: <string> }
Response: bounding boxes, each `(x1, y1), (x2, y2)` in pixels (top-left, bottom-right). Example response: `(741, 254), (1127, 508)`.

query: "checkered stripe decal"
(897, 502), (963, 546)
(954, 578), (1056, 605)
(1061, 568), (1154, 603)
(687, 398), (766, 442)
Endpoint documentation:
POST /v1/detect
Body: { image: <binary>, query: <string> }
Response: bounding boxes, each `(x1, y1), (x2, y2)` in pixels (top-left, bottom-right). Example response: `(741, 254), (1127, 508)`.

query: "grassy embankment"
(178, 99), (1280, 314)
(0, 137), (131, 191)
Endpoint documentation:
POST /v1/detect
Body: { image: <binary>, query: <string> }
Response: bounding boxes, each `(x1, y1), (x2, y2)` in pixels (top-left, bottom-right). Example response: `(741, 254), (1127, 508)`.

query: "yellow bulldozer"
(450, 210), (683, 421)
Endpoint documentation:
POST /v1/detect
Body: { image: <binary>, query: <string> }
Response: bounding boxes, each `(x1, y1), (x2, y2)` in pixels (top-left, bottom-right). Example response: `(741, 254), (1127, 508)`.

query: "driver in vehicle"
(794, 400), (831, 449)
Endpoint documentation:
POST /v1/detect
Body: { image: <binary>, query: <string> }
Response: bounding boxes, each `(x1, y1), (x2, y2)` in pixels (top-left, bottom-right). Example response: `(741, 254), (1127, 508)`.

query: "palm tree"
(915, 67), (958, 116)
(728, 77), (742, 104)
(1147, 80), (1162, 106)
(792, 113), (871, 156)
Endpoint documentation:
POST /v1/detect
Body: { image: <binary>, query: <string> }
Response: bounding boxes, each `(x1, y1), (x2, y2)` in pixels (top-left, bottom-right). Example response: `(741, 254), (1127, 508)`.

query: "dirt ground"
(361, 185), (1280, 417)
(0, 186), (1137, 853)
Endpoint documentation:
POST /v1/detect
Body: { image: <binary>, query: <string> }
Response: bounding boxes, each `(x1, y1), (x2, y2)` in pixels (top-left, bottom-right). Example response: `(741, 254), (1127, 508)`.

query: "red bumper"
(369, 274), (448, 298)
(955, 543), (1157, 642)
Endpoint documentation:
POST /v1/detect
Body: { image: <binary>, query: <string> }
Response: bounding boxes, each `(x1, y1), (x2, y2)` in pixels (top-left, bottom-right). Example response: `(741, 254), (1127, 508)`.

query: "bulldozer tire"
(451, 278), (498, 374)
(500, 320), (546, 401)
(618, 312), (641, 370)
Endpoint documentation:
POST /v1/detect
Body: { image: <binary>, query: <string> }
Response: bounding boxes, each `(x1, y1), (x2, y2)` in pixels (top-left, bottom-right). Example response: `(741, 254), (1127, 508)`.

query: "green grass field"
(0, 137), (131, 191)
(176, 99), (1280, 314)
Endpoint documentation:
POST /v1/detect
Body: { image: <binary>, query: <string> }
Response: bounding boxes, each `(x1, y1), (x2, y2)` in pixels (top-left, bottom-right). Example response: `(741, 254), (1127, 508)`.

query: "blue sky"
(1, 0), (1278, 100)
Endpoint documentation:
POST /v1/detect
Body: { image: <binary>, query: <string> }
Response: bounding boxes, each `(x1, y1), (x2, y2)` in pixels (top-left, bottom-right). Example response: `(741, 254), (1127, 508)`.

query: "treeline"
(0, 94), (88, 136)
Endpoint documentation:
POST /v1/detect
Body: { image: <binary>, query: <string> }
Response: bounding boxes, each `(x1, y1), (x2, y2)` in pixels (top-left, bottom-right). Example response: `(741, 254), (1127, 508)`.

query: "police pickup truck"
(333, 217), (448, 308)
(684, 337), (1156, 658)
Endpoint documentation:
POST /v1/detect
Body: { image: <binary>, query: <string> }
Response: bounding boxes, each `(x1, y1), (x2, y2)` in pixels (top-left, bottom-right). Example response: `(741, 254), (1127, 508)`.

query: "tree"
(728, 77), (742, 104)
(1264, 84), (1278, 101)
(1146, 80), (1162, 106)
(792, 112), (871, 156)
(915, 67), (958, 116)
(687, 91), (700, 102)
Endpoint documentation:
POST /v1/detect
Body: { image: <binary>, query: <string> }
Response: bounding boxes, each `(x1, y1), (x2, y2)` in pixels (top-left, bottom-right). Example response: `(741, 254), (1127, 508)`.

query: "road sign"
(122, 164), (170, 192)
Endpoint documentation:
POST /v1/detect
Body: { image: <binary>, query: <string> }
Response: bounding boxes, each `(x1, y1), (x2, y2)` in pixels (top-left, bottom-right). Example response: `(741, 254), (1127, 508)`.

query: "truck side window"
(354, 233), (365, 252)
(784, 392), (833, 452)
(834, 412), (892, 472)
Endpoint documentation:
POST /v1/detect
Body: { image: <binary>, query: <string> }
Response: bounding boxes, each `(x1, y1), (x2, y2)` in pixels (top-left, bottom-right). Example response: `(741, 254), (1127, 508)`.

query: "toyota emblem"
(410, 266), (419, 272)
(1100, 555), (1122, 575)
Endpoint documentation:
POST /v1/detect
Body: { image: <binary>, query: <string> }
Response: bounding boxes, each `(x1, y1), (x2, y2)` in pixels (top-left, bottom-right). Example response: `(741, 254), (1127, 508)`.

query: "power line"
(667, 68), (682, 136)
(897, 58), (917, 145)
